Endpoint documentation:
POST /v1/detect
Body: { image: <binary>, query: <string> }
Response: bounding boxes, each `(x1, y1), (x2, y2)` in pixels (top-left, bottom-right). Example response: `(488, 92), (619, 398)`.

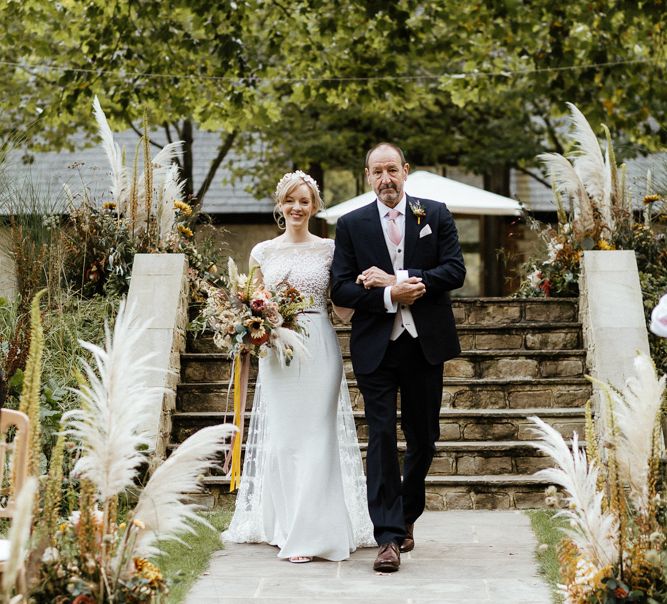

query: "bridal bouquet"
(201, 258), (312, 366)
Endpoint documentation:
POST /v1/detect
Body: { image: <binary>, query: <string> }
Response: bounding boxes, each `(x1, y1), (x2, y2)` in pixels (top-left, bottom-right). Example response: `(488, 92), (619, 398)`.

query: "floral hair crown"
(275, 170), (320, 196)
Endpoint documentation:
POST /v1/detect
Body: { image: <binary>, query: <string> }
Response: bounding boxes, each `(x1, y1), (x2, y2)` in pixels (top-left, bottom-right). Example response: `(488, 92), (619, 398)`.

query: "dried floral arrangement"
(61, 97), (222, 298)
(2, 292), (235, 603)
(517, 103), (667, 374)
(530, 351), (667, 603)
(2, 96), (221, 304)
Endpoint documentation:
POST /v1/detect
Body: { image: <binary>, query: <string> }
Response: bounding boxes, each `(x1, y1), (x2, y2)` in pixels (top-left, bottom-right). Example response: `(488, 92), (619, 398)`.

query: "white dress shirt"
(376, 197), (418, 340)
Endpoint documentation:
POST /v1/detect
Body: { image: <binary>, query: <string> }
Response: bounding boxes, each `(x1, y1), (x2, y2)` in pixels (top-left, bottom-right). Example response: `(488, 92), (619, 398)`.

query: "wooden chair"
(0, 408), (30, 593)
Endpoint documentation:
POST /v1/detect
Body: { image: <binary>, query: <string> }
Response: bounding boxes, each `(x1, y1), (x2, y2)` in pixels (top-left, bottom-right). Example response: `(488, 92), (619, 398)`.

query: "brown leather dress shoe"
(400, 523), (415, 553)
(373, 542), (401, 572)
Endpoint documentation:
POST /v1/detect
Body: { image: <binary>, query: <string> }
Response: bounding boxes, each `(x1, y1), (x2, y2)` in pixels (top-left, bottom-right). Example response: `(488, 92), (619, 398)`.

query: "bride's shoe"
(288, 556), (313, 563)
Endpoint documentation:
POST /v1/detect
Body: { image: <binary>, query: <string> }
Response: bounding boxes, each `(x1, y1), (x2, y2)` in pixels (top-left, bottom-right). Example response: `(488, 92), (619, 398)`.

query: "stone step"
(167, 439), (578, 477)
(205, 474), (555, 510)
(180, 297), (582, 511)
(187, 321), (583, 354)
(180, 349), (587, 383)
(190, 297), (579, 321)
(170, 407), (585, 445)
(176, 377), (591, 412)
(451, 297), (578, 326)
(456, 324), (582, 352)
(423, 475), (553, 510)
(328, 298), (579, 327)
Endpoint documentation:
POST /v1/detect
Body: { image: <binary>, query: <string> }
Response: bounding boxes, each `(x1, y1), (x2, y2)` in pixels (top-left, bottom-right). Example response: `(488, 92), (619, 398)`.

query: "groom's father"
(331, 143), (466, 572)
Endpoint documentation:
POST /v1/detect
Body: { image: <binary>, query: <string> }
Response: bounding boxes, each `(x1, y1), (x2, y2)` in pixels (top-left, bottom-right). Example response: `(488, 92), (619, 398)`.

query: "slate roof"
(4, 129), (273, 215)
(4, 128), (663, 216)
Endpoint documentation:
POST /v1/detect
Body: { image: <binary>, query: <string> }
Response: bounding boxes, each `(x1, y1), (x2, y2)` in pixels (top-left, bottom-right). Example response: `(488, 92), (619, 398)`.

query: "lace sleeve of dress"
(249, 240), (268, 270)
(325, 237), (335, 261)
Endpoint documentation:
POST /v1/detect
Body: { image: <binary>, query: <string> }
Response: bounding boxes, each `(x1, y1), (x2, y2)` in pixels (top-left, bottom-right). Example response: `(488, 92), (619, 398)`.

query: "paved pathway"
(185, 511), (552, 603)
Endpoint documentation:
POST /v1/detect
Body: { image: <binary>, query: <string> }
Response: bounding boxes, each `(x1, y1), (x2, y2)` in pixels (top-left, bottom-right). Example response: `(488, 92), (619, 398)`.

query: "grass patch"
(527, 509), (569, 604)
(155, 504), (234, 604)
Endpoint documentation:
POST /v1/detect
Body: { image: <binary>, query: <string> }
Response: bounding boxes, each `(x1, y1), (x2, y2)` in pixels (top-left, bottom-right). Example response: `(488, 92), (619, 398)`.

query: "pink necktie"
(387, 209), (402, 246)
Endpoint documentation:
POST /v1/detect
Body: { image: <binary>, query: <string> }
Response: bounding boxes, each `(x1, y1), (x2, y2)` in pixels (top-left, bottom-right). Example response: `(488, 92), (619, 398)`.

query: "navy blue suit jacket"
(331, 195), (466, 375)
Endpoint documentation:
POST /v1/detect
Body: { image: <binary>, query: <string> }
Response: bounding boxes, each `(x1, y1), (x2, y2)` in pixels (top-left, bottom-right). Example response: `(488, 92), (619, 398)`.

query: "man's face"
(365, 146), (409, 208)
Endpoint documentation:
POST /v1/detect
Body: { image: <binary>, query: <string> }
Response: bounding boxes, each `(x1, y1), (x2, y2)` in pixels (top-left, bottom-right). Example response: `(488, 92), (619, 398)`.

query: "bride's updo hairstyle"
(273, 170), (323, 229)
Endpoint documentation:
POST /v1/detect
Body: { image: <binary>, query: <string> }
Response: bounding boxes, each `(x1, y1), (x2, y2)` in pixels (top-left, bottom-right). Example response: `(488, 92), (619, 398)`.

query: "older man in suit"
(331, 143), (466, 572)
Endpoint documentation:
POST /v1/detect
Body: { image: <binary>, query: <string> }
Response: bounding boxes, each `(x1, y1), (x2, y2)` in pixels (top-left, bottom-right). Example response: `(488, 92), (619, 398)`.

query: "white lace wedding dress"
(222, 237), (375, 560)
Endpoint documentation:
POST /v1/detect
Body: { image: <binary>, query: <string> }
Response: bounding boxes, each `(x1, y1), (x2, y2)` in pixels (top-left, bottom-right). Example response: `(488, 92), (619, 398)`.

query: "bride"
(222, 170), (374, 562)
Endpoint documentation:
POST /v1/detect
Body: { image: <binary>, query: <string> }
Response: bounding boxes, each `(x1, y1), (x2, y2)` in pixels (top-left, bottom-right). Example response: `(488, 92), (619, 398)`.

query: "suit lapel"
(363, 201), (394, 273)
(404, 195), (419, 266)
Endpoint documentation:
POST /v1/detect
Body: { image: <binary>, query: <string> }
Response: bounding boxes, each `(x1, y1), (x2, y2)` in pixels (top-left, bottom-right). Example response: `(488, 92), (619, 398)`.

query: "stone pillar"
(0, 226), (17, 300)
(579, 250), (650, 411)
(126, 253), (189, 461)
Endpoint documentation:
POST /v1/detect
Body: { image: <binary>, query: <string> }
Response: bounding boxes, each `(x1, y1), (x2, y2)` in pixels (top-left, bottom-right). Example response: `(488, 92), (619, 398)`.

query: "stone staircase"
(169, 298), (590, 510)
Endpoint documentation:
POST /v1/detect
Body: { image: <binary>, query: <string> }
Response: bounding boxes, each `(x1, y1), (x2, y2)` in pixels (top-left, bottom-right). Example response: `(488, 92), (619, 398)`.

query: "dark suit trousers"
(356, 332), (443, 546)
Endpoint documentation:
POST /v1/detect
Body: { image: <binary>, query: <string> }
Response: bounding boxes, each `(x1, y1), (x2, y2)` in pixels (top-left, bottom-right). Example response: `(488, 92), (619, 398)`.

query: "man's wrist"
(384, 285), (398, 312)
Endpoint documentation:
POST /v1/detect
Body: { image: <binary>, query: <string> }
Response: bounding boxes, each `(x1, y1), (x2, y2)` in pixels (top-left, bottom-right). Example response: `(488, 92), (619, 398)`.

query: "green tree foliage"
(1, 1), (665, 200)
(254, 1), (667, 193)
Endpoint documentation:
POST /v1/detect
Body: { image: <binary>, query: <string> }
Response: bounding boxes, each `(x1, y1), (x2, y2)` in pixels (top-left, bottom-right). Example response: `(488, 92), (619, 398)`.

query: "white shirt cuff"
(384, 286), (397, 313)
(395, 270), (409, 284)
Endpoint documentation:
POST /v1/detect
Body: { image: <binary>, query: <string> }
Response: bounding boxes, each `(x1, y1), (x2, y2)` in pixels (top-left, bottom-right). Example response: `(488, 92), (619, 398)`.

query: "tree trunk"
(308, 162), (324, 194)
(356, 172), (365, 196)
(482, 165), (511, 296)
(181, 119), (194, 201)
(196, 130), (238, 204)
(308, 162), (325, 235)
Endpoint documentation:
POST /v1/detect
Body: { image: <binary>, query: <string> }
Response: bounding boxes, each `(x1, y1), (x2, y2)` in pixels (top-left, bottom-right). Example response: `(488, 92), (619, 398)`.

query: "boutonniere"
(409, 200), (426, 225)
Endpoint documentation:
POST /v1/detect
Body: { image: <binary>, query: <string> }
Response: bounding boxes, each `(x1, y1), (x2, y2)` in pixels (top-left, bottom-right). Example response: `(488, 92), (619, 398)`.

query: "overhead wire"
(0, 57), (660, 84)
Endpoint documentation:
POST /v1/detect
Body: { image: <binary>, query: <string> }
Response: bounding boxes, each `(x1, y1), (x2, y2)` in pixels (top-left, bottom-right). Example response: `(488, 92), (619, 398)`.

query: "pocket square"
(419, 224), (432, 238)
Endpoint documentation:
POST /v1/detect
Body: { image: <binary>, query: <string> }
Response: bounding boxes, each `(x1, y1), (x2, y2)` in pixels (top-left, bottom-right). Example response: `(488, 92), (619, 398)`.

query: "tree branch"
(513, 164), (551, 188)
(124, 115), (163, 151)
(542, 115), (565, 156)
(271, 0), (291, 18)
(195, 130), (238, 203)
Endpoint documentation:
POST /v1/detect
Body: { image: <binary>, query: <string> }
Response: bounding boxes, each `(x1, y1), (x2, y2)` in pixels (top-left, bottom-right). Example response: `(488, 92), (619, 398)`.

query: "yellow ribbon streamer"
(228, 353), (250, 492)
(229, 353), (243, 492)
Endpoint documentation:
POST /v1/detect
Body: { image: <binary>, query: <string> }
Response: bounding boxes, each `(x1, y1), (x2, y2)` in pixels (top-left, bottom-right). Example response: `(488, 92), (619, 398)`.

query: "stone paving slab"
(184, 511), (552, 603)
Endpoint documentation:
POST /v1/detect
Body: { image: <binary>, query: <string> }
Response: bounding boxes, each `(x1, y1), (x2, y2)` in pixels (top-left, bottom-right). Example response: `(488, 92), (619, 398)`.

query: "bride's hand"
(333, 304), (354, 322)
(357, 266), (397, 289)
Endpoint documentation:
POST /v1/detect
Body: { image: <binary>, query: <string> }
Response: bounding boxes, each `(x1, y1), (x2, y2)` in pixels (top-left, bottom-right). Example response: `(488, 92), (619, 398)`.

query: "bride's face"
(281, 183), (313, 228)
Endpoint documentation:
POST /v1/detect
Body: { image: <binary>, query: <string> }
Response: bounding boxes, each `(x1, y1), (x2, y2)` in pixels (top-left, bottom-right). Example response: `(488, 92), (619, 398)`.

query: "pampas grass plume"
(2, 477), (38, 596)
(93, 95), (127, 208)
(538, 152), (594, 235)
(64, 300), (163, 501)
(132, 424), (236, 557)
(530, 416), (617, 568)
